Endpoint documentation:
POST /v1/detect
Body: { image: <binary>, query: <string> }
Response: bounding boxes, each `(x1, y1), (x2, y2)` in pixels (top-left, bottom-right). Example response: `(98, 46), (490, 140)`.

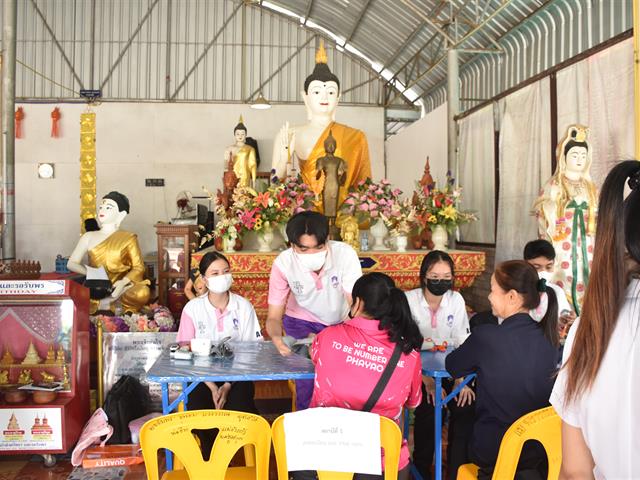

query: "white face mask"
(538, 270), (553, 282)
(206, 273), (233, 293)
(296, 250), (327, 271)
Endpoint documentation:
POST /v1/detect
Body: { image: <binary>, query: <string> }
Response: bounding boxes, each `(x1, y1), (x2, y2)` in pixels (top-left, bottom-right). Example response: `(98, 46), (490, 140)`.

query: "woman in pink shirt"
(297, 273), (423, 480)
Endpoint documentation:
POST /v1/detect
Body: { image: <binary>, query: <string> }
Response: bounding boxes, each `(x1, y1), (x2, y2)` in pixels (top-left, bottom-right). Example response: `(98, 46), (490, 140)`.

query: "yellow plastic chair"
(272, 412), (402, 480)
(140, 409), (271, 480)
(457, 406), (561, 480)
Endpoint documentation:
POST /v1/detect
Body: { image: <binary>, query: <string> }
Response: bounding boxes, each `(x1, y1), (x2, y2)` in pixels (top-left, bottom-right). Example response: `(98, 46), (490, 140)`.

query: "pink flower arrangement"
(340, 178), (403, 223)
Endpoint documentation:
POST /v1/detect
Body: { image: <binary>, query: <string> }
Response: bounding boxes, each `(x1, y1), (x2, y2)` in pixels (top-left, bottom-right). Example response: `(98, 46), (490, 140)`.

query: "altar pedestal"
(192, 248), (486, 332)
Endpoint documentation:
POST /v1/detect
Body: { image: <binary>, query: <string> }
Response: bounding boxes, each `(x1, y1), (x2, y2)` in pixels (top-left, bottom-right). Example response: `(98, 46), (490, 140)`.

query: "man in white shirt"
(266, 211), (362, 409)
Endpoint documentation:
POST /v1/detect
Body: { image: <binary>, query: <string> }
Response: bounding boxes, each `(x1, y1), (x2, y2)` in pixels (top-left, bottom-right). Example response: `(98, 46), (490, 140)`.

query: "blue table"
(420, 349), (476, 480)
(147, 341), (315, 469)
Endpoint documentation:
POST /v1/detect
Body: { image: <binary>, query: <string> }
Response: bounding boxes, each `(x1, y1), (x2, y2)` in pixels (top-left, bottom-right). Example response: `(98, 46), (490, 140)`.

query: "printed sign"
(0, 280), (66, 296)
(284, 407), (381, 475)
(0, 408), (62, 451)
(102, 332), (178, 409)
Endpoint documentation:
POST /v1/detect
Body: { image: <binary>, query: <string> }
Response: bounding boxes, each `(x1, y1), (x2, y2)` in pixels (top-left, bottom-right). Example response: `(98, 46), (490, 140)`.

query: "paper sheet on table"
(283, 407), (381, 475)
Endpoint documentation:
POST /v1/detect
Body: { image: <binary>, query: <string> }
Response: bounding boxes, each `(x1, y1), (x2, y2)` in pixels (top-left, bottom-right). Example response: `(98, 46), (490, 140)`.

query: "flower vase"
(432, 225), (448, 251)
(395, 235), (408, 252)
(370, 219), (389, 251)
(257, 228), (275, 253)
(222, 237), (236, 253)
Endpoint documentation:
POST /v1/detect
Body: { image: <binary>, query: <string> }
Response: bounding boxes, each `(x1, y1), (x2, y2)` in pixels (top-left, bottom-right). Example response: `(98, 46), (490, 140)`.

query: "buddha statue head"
(234, 116), (247, 145)
(558, 125), (592, 178)
(98, 191), (130, 229)
(303, 40), (340, 121)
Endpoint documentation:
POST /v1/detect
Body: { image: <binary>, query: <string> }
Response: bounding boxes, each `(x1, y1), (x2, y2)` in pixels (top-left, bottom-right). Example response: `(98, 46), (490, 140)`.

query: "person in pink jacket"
(297, 273), (423, 480)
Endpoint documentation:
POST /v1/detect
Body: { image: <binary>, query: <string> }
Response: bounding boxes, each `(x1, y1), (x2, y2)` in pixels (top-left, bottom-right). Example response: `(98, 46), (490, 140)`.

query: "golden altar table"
(192, 248), (486, 328)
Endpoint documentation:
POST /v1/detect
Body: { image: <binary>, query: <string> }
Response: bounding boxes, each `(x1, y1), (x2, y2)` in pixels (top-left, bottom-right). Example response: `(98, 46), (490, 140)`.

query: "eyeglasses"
(210, 337), (234, 358)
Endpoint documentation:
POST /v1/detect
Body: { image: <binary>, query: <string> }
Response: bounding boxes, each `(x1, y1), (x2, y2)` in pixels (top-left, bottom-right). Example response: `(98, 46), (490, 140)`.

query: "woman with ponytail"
(298, 273), (423, 480)
(446, 260), (560, 479)
(550, 160), (640, 478)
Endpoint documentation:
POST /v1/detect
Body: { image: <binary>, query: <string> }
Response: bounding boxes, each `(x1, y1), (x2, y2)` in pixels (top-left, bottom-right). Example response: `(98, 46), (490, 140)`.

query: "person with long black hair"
(295, 273), (423, 480)
(551, 160), (640, 478)
(446, 260), (560, 479)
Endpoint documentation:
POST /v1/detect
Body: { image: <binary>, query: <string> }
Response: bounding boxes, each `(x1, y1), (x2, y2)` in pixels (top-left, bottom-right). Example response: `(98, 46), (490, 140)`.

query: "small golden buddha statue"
(0, 370), (8, 384)
(44, 345), (56, 364)
(62, 364), (70, 389)
(18, 369), (32, 385)
(56, 345), (65, 364)
(1, 348), (14, 366)
(340, 216), (360, 252)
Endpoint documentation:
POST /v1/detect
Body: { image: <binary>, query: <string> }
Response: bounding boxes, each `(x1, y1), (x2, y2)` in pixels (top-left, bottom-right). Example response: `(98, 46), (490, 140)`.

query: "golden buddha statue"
(340, 216), (360, 252)
(224, 116), (258, 189)
(0, 347), (14, 366)
(316, 130), (347, 219)
(18, 369), (32, 385)
(533, 125), (598, 314)
(44, 345), (56, 364)
(271, 40), (371, 212)
(67, 191), (151, 313)
(0, 371), (8, 384)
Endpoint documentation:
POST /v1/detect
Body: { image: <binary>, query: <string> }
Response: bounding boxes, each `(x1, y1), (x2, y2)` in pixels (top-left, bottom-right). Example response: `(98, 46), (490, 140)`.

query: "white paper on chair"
(283, 407), (381, 475)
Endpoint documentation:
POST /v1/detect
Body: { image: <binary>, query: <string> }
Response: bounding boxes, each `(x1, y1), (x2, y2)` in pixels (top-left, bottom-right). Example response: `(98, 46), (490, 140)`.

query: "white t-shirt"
(404, 288), (470, 347)
(176, 292), (263, 343)
(268, 240), (362, 325)
(550, 279), (640, 479)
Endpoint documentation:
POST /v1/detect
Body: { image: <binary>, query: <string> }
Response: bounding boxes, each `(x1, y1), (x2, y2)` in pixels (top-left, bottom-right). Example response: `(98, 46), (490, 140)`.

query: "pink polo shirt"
(309, 316), (423, 470)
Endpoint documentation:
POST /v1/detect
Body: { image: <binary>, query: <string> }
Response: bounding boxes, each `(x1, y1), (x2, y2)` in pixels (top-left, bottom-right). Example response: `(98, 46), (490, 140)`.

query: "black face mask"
(426, 279), (453, 296)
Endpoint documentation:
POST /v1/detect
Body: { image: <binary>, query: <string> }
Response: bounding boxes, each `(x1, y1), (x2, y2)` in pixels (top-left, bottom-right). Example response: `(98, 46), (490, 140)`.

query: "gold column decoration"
(80, 112), (96, 232)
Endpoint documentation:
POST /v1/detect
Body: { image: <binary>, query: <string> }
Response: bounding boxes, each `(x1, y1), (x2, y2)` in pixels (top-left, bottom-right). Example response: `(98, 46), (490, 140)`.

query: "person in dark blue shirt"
(446, 260), (560, 479)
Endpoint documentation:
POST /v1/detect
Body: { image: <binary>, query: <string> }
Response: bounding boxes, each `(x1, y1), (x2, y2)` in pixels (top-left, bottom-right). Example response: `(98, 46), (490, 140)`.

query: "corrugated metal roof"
(264, 0), (550, 104)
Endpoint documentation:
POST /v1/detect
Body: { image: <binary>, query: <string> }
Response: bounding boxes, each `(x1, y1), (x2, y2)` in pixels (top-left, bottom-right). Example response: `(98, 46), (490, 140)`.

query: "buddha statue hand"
(111, 277), (133, 300)
(274, 122), (295, 179)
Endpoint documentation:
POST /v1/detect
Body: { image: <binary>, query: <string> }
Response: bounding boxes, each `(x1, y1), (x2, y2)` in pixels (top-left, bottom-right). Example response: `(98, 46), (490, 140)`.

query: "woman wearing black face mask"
(405, 250), (474, 480)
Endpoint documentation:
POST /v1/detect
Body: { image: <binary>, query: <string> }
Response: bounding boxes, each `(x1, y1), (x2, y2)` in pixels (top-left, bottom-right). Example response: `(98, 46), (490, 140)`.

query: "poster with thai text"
(0, 408), (62, 450)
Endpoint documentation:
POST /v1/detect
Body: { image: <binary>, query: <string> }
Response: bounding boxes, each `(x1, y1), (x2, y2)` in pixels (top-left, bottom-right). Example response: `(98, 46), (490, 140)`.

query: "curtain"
(556, 38), (635, 186)
(458, 104), (495, 243)
(495, 78), (552, 265)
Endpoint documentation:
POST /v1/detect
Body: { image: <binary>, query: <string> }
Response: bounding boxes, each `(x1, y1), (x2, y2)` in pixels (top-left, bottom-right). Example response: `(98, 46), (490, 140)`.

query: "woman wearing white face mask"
(176, 251), (262, 460)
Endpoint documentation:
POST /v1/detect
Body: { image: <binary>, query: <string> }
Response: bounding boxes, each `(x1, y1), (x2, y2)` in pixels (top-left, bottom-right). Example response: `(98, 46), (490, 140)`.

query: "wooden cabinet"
(154, 223), (198, 319)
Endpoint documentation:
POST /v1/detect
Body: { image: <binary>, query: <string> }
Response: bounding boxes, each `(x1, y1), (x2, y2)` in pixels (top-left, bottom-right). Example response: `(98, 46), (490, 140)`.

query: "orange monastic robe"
(298, 122), (371, 213)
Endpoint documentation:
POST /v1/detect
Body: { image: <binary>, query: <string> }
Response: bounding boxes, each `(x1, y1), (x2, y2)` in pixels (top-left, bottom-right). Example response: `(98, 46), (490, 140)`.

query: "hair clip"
(536, 278), (547, 293)
(629, 169), (640, 191)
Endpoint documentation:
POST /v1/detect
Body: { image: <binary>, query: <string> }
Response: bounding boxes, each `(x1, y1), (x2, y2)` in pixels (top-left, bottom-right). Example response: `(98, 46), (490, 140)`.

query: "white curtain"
(556, 38), (635, 186)
(495, 78), (552, 264)
(458, 104), (495, 243)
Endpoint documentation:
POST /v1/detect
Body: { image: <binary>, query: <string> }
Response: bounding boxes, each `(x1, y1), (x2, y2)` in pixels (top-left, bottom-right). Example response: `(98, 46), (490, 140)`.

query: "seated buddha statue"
(223, 116), (258, 189)
(67, 191), (150, 313)
(271, 40), (371, 212)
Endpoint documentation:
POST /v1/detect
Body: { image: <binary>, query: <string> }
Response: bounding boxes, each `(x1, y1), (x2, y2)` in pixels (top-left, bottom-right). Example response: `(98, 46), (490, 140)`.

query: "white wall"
(385, 103), (448, 196)
(15, 102), (385, 270)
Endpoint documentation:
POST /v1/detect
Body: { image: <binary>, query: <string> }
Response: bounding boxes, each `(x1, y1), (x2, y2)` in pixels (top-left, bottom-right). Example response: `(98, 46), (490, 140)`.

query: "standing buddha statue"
(223, 116), (258, 189)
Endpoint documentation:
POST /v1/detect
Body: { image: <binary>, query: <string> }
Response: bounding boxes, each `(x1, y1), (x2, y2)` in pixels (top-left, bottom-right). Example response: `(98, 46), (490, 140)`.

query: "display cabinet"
(0, 279), (89, 461)
(155, 223), (198, 319)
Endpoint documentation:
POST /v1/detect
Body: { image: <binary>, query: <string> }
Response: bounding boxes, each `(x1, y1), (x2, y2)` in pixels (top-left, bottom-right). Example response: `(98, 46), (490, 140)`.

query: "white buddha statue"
(271, 40), (371, 212)
(67, 191), (150, 313)
(533, 125), (597, 314)
(223, 116), (258, 189)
